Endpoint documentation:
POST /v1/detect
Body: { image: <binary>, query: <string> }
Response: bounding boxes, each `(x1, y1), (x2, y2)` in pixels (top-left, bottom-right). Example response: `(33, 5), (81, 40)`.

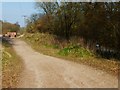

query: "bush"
(58, 44), (93, 57)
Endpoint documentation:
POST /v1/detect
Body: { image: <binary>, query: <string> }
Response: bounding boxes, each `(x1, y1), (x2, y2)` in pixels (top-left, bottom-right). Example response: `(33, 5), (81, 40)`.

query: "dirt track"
(13, 39), (118, 88)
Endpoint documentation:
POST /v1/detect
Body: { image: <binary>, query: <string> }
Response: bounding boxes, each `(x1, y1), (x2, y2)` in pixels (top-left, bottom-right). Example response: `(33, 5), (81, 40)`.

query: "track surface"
(12, 39), (118, 88)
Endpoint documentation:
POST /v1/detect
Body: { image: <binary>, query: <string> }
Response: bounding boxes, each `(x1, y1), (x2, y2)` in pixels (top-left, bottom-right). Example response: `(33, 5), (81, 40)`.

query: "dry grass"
(22, 33), (120, 76)
(2, 41), (24, 88)
(62, 57), (119, 76)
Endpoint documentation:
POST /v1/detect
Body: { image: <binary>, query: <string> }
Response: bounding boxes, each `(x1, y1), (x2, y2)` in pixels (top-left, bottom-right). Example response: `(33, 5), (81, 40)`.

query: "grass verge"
(2, 39), (24, 88)
(22, 33), (120, 76)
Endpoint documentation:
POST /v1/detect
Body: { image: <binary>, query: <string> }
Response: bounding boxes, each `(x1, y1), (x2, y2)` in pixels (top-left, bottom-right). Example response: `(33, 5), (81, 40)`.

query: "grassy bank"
(22, 33), (119, 76)
(2, 39), (23, 88)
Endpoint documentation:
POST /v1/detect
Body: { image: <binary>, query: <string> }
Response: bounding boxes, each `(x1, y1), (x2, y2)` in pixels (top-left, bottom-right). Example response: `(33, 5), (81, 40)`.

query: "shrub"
(58, 44), (93, 57)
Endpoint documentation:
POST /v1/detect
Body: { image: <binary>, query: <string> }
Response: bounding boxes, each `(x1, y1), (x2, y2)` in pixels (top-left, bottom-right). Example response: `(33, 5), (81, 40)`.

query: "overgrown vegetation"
(2, 39), (23, 88)
(58, 45), (93, 57)
(26, 2), (120, 52)
(22, 33), (119, 76)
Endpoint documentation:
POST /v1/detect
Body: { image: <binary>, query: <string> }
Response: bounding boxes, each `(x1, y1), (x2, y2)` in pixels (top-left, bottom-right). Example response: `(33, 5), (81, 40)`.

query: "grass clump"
(58, 44), (93, 57)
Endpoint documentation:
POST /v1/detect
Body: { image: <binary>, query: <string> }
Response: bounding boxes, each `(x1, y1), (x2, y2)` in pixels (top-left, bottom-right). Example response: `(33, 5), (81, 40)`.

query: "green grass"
(58, 44), (93, 57)
(2, 40), (23, 88)
(22, 32), (120, 76)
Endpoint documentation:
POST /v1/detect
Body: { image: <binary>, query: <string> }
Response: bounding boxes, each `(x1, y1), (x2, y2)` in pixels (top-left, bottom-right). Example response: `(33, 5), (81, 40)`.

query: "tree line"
(1, 21), (20, 34)
(26, 2), (120, 53)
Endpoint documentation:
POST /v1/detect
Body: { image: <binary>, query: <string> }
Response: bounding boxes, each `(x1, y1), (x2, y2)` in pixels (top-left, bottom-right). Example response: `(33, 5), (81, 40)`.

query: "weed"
(58, 44), (93, 57)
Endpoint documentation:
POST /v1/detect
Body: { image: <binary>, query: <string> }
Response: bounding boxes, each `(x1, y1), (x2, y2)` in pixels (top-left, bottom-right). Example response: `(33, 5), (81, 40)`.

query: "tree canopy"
(2, 21), (20, 34)
(26, 2), (120, 51)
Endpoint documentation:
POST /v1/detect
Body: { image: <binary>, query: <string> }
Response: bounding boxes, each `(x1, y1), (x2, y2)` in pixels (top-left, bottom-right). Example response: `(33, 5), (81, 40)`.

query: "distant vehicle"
(5, 32), (17, 38)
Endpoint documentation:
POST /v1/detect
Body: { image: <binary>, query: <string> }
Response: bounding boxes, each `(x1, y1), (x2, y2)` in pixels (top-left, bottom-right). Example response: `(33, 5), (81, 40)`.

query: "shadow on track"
(1, 36), (14, 47)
